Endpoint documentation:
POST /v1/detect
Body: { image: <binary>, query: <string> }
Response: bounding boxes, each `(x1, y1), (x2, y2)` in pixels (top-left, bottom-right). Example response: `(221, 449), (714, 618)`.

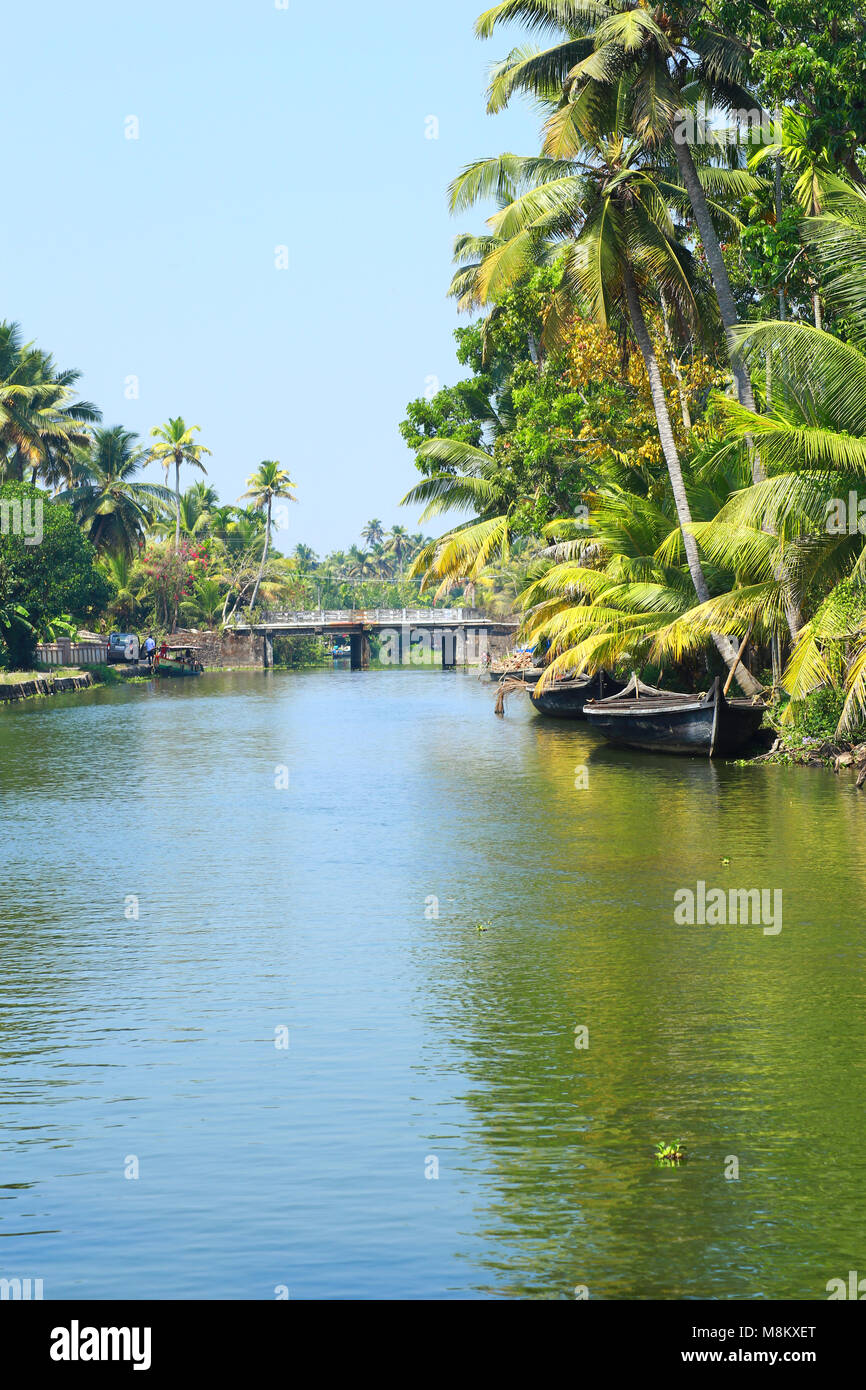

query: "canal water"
(0, 670), (864, 1299)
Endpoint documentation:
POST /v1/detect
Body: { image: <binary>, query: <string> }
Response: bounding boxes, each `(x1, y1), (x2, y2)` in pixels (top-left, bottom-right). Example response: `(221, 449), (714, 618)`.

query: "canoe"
(529, 669), (627, 719)
(584, 675), (765, 757)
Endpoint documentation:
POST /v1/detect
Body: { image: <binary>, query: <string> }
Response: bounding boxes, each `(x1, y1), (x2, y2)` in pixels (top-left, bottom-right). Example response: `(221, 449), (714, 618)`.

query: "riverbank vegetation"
(399, 0), (866, 740)
(0, 322), (436, 668)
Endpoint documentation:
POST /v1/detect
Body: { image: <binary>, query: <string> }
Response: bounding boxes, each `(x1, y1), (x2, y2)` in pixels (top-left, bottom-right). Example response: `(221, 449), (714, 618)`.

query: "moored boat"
(490, 664), (544, 685)
(529, 669), (627, 719)
(153, 644), (205, 677)
(583, 675), (765, 757)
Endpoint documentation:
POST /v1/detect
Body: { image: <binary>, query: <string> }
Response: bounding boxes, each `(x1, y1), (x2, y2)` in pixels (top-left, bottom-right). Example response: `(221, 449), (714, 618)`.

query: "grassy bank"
(0, 662), (126, 702)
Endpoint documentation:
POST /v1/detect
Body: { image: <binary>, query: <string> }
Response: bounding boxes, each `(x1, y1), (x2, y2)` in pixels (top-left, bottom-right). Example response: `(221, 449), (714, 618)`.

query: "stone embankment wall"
(169, 629), (265, 667)
(0, 673), (94, 703)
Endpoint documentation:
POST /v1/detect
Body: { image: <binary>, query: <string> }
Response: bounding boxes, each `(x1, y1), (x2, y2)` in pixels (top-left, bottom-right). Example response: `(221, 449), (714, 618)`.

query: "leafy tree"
(0, 483), (112, 668)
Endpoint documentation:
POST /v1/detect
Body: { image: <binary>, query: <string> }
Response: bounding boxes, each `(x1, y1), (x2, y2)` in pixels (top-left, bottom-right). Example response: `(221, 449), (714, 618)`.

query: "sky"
(3, 0), (538, 556)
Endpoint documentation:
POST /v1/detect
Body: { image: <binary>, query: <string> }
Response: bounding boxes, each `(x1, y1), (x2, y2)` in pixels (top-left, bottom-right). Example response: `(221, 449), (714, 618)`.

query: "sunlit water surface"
(1, 669), (864, 1298)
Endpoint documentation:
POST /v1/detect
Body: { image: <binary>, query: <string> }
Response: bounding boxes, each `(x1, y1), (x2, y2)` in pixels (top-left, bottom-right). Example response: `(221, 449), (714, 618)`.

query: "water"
(0, 669), (864, 1299)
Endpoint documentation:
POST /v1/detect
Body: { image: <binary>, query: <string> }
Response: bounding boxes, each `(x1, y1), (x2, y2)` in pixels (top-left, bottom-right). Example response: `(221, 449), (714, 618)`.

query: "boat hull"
(154, 662), (203, 678)
(529, 671), (626, 719)
(585, 685), (765, 757)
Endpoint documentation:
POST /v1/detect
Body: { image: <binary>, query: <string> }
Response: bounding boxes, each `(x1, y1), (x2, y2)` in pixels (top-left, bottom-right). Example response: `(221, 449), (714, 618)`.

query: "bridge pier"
(441, 630), (457, 670)
(263, 631), (274, 669)
(349, 632), (370, 670)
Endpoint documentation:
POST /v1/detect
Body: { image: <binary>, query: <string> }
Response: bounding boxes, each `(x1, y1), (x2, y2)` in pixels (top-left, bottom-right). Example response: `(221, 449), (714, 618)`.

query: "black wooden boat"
(529, 669), (627, 719)
(583, 675), (765, 757)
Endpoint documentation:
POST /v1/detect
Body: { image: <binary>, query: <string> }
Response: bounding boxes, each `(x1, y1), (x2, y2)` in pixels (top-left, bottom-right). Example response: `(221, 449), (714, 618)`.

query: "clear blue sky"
(4, 0), (538, 556)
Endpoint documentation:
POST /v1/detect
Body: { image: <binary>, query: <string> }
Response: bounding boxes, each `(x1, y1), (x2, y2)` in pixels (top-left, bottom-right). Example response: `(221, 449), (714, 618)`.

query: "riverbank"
(738, 690), (866, 777)
(0, 665), (117, 702)
(747, 729), (866, 780)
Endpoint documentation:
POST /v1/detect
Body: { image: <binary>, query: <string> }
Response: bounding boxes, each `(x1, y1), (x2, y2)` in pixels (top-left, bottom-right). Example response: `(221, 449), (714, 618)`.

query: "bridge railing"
(231, 607), (494, 627)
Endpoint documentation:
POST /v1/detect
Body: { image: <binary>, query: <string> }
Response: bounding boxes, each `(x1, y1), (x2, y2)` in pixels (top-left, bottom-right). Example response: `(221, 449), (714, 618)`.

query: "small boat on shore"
(584, 675), (765, 757)
(153, 644), (205, 677)
(529, 669), (627, 719)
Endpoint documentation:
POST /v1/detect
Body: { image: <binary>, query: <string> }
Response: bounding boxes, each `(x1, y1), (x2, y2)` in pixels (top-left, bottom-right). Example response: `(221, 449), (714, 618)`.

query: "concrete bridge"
(229, 607), (518, 669)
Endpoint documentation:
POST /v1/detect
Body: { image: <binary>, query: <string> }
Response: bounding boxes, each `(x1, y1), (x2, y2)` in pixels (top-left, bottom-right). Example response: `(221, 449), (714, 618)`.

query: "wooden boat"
(583, 674), (765, 757)
(529, 669), (627, 719)
(490, 664), (544, 685)
(153, 644), (205, 677)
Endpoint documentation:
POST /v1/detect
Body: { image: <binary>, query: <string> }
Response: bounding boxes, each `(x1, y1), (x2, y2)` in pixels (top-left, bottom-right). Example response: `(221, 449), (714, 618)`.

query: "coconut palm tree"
(99, 549), (140, 627)
(147, 417), (212, 551)
(385, 525), (411, 585)
(239, 460), (297, 611)
(181, 577), (225, 628)
(0, 323), (100, 486)
(361, 518), (385, 548)
(693, 176), (866, 729)
(749, 109), (837, 329)
(445, 87), (762, 692)
(402, 437), (522, 598)
(60, 427), (173, 556)
(473, 0), (765, 417)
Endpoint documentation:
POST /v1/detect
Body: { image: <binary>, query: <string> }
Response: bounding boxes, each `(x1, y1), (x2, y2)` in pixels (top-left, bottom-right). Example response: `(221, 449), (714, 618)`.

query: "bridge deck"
(231, 607), (518, 633)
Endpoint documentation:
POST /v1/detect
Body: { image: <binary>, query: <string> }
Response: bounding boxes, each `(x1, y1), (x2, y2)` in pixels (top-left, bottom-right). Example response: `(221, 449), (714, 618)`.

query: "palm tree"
(147, 417), (212, 551)
(293, 542), (318, 571)
(445, 90), (761, 692)
(473, 1), (765, 417)
(0, 322), (100, 486)
(60, 427), (173, 555)
(181, 577), (225, 628)
(205, 504), (240, 542)
(361, 518), (385, 548)
(749, 109), (837, 330)
(386, 525), (411, 585)
(695, 176), (866, 729)
(99, 549), (140, 627)
(239, 460), (297, 611)
(402, 436), (533, 598)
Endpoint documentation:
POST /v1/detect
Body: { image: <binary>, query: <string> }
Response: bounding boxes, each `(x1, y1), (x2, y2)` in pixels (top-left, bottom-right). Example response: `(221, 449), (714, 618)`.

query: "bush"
(790, 687), (847, 739)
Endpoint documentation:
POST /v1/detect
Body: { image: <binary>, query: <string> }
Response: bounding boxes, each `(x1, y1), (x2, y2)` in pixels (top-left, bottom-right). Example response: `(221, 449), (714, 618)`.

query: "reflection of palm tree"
(239, 460), (297, 611)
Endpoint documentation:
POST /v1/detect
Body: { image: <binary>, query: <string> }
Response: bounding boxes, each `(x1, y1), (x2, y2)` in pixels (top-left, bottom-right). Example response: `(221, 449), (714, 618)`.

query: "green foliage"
(789, 687), (847, 738)
(655, 1139), (686, 1164)
(0, 482), (112, 668)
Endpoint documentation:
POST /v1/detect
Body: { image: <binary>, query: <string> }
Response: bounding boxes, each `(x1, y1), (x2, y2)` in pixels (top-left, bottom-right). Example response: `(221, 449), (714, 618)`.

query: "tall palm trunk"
(674, 138), (804, 641)
(659, 290), (691, 429)
(622, 264), (762, 698)
(174, 456), (181, 552)
(673, 140), (758, 418)
(248, 495), (271, 612)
